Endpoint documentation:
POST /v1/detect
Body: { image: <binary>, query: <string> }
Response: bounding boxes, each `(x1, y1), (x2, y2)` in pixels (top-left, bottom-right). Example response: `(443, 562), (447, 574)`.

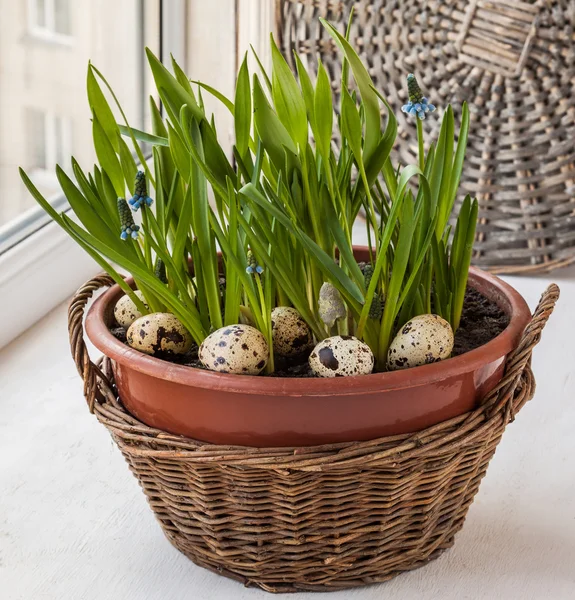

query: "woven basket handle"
(68, 274), (116, 412)
(482, 283), (560, 420)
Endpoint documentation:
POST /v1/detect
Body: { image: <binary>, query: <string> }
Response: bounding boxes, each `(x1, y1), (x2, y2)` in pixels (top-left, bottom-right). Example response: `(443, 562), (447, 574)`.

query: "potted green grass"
(19, 19), (538, 446)
(20, 17), (559, 592)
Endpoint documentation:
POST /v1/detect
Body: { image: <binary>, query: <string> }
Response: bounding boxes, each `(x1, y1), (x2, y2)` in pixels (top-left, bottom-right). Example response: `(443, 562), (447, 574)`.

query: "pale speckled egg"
(318, 282), (346, 328)
(114, 290), (148, 328)
(199, 325), (269, 375)
(271, 307), (313, 358)
(309, 336), (374, 378)
(387, 314), (454, 371)
(127, 313), (192, 356)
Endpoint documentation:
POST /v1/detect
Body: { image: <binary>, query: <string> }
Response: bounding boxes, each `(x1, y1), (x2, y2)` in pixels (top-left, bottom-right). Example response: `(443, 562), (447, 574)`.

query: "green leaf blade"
(314, 61), (334, 160)
(270, 35), (308, 150)
(92, 114), (125, 198)
(87, 65), (120, 152)
(234, 54), (252, 158)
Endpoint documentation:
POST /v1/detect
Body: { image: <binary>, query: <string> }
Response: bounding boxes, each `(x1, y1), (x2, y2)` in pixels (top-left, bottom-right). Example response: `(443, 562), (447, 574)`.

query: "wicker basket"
(69, 276), (558, 593)
(277, 0), (575, 274)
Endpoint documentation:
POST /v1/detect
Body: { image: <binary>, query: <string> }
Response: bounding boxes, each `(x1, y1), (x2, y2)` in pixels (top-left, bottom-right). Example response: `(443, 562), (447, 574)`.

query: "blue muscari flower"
(246, 250), (263, 275)
(130, 171), (153, 211)
(118, 197), (140, 240)
(401, 73), (436, 120)
(129, 194), (153, 211)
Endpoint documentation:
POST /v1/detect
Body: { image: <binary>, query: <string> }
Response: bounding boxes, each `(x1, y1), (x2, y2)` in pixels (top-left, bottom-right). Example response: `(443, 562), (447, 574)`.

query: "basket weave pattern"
(68, 276), (558, 593)
(277, 0), (575, 274)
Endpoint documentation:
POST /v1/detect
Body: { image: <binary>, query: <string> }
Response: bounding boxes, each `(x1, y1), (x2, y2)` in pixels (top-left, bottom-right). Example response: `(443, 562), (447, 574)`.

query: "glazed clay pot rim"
(85, 261), (530, 397)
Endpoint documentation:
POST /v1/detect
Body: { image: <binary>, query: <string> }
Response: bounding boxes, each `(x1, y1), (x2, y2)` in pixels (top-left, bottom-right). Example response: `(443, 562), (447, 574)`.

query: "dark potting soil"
(109, 286), (509, 376)
(451, 287), (509, 357)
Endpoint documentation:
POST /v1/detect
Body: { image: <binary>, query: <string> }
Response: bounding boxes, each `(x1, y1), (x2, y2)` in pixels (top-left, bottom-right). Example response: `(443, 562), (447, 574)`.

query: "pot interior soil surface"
(110, 286), (509, 377)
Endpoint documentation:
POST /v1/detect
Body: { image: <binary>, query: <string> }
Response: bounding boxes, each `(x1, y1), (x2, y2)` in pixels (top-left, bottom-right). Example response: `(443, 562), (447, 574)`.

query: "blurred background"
(0, 1), (158, 226)
(0, 0), (270, 254)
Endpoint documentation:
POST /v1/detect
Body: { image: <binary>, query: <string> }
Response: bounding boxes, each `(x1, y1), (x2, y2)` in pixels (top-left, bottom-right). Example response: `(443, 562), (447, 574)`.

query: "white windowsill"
(0, 268), (574, 599)
(0, 217), (99, 348)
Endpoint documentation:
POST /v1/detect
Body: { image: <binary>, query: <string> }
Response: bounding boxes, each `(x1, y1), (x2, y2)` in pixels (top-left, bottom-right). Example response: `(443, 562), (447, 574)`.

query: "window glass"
(54, 115), (70, 166)
(35, 0), (47, 28)
(0, 0), (160, 235)
(26, 109), (47, 171)
(53, 0), (71, 35)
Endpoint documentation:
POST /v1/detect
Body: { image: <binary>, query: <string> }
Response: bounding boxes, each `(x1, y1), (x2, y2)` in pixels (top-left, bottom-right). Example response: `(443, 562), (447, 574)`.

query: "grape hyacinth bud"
(318, 282), (346, 328)
(363, 263), (374, 287)
(118, 198), (140, 240)
(401, 74), (436, 120)
(129, 171), (153, 211)
(407, 74), (424, 104)
(363, 264), (383, 320)
(246, 250), (264, 275)
(154, 257), (167, 283)
(368, 294), (383, 320)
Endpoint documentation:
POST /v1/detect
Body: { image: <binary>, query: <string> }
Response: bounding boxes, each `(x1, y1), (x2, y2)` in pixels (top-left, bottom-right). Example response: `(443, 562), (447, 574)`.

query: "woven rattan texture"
(68, 276), (559, 593)
(277, 0), (575, 274)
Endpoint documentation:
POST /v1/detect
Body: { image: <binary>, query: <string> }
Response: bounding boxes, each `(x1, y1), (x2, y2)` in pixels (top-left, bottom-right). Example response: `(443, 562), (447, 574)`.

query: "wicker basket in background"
(277, 0), (575, 274)
(68, 276), (558, 592)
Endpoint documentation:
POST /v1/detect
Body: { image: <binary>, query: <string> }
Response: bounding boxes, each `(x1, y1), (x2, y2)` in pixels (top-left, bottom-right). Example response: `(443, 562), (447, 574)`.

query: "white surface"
(1, 269), (574, 600)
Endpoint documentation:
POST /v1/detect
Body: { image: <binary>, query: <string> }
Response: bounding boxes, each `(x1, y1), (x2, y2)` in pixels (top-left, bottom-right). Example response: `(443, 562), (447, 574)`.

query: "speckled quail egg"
(309, 336), (374, 378)
(127, 313), (192, 356)
(271, 307), (313, 358)
(199, 324), (269, 375)
(114, 290), (148, 328)
(387, 314), (454, 371)
(318, 282), (346, 328)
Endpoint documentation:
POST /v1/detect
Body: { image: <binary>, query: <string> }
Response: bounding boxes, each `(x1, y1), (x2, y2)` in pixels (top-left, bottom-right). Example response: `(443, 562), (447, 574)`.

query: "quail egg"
(199, 324), (269, 375)
(271, 307), (313, 358)
(114, 290), (148, 328)
(309, 335), (374, 378)
(127, 313), (193, 356)
(387, 314), (454, 371)
(318, 282), (346, 328)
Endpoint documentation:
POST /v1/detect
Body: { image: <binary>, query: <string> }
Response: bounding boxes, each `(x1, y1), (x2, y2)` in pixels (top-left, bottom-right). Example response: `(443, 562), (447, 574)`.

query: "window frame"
(27, 0), (74, 46)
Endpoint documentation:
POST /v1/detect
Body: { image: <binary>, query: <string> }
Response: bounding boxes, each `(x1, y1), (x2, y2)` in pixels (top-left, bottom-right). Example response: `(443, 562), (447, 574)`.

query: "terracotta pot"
(85, 247), (531, 447)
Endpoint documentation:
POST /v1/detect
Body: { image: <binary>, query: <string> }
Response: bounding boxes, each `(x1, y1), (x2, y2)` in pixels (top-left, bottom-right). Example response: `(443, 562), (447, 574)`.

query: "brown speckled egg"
(387, 314), (454, 371)
(309, 336), (374, 378)
(127, 313), (192, 356)
(114, 290), (148, 328)
(199, 325), (269, 375)
(271, 307), (313, 358)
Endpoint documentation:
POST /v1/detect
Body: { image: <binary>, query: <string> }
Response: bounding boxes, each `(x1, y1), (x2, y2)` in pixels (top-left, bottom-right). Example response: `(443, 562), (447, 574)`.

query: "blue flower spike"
(130, 171), (153, 211)
(118, 197), (140, 241)
(246, 250), (264, 275)
(401, 74), (436, 121)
